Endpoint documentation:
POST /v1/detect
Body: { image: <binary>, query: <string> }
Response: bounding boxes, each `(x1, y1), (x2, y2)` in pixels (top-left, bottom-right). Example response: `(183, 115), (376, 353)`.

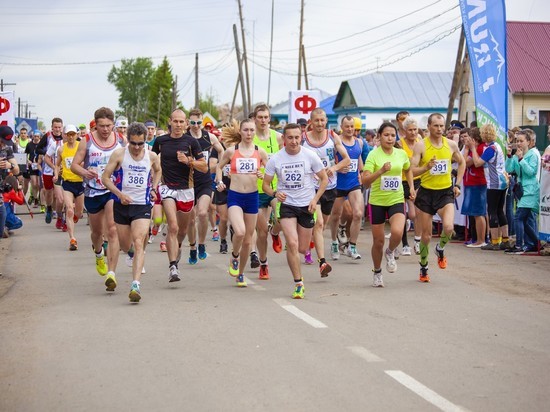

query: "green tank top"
(253, 129), (279, 193)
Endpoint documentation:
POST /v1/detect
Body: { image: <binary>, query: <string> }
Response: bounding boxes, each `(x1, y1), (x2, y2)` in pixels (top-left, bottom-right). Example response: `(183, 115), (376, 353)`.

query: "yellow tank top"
(254, 129), (279, 193)
(419, 137), (452, 190)
(60, 143), (83, 182)
(401, 137), (421, 181)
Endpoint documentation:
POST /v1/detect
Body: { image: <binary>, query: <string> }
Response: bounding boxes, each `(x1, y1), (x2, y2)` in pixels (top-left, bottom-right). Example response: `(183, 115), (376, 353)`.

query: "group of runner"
(6, 105), (469, 302)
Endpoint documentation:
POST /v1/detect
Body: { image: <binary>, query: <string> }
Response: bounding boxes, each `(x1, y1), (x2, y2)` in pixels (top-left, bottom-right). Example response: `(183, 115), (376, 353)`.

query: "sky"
(2, 0), (549, 128)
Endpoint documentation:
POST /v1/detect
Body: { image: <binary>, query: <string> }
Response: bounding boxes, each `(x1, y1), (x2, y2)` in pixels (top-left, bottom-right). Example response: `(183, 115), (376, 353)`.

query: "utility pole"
(233, 24), (248, 118)
(446, 27), (465, 129)
(458, 51), (471, 123)
(0, 79), (16, 92)
(297, 0), (305, 89)
(172, 75), (178, 113)
(302, 45), (309, 90)
(230, 77), (241, 122)
(267, 0), (275, 105)
(195, 53), (199, 109)
(237, 0), (251, 112)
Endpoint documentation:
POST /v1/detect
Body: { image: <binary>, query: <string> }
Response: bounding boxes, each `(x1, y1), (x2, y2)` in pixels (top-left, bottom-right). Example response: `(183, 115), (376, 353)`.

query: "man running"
(410, 113), (465, 282)
(71, 107), (124, 292)
(263, 123), (328, 298)
(102, 122), (161, 302)
(185, 109), (224, 264)
(152, 109), (208, 282)
(252, 104), (284, 280)
(302, 108), (350, 276)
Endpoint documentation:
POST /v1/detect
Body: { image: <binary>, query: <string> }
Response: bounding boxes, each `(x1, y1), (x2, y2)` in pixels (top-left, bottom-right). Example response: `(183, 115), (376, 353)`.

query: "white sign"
(288, 90), (321, 124)
(540, 165), (550, 242)
(0, 91), (16, 129)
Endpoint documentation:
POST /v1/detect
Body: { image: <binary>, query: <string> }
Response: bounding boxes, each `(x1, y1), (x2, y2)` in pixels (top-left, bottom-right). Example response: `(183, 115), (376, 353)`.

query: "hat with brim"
(0, 125), (14, 142)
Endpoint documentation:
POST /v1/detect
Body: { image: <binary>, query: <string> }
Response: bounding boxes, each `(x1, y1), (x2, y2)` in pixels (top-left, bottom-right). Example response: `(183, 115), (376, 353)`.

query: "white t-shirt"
(44, 138), (63, 176)
(264, 146), (323, 207)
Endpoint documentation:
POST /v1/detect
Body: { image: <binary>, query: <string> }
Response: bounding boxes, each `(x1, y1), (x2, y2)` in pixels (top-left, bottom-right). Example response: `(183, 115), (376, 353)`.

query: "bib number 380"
(381, 176), (401, 191)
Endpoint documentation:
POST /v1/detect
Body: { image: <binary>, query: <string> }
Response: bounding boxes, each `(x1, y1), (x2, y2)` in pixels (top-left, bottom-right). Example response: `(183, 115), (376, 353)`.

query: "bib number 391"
(430, 160), (448, 175)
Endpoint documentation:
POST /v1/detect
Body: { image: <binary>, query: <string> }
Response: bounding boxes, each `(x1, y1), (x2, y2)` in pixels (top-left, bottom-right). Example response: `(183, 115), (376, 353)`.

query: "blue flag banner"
(15, 117), (39, 134)
(459, 0), (507, 143)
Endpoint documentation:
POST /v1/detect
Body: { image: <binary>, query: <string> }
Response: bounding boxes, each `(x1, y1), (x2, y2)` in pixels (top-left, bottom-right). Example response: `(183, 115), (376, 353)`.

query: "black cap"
(450, 120), (465, 129)
(297, 118), (308, 126)
(0, 125), (14, 141)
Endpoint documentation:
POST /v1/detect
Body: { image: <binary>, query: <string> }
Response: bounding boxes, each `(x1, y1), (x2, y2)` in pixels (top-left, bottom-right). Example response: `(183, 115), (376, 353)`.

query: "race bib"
(64, 156), (74, 170)
(124, 170), (147, 188)
(158, 185), (194, 202)
(430, 159), (449, 175)
(281, 162), (304, 189)
(201, 150), (209, 163)
(380, 176), (401, 191)
(31, 162), (38, 171)
(320, 156), (332, 168)
(222, 164), (231, 177)
(89, 164), (107, 189)
(236, 158), (257, 174)
(349, 159), (358, 173)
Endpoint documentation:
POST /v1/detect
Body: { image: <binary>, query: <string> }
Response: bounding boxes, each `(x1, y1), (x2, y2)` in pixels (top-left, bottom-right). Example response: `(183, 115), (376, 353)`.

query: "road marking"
(273, 298), (328, 328)
(347, 346), (385, 362)
(385, 370), (468, 412)
(244, 276), (266, 291)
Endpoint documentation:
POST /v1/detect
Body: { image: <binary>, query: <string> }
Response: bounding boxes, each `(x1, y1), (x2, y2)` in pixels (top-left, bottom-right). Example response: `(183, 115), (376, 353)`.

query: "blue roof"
(320, 95), (336, 115)
(334, 71), (455, 110)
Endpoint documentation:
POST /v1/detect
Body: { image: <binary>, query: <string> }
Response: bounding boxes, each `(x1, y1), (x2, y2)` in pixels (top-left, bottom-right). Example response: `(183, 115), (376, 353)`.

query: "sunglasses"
(189, 120), (202, 126)
(128, 141), (145, 146)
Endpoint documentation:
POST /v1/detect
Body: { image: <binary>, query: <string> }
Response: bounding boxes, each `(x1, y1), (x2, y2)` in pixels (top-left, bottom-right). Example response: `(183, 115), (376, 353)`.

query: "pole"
(446, 27), (465, 129)
(458, 51), (471, 123)
(0, 79), (16, 92)
(302, 45), (309, 90)
(297, 0), (304, 89)
(195, 53), (199, 109)
(233, 24), (248, 118)
(230, 76), (241, 122)
(172, 75), (178, 113)
(18, 97), (21, 118)
(267, 0), (275, 105)
(237, 0), (251, 112)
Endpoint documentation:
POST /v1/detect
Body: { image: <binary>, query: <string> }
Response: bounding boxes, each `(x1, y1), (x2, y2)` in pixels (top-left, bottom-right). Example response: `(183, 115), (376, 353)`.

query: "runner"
(144, 120), (157, 149)
(25, 131), (42, 208)
(210, 142), (230, 254)
(71, 107), (125, 292)
(302, 108), (350, 276)
(14, 127), (31, 197)
(102, 122), (161, 302)
(398, 117), (423, 255)
(252, 104), (284, 280)
(215, 118), (268, 287)
(410, 113), (465, 282)
(263, 123), (328, 298)
(54, 124), (84, 251)
(329, 116), (364, 260)
(185, 109), (224, 264)
(362, 122), (415, 287)
(152, 109), (208, 282)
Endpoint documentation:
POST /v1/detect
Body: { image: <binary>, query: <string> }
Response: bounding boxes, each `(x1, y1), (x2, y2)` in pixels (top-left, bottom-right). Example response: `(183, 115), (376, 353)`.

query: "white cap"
(115, 117), (128, 127)
(64, 124), (78, 134)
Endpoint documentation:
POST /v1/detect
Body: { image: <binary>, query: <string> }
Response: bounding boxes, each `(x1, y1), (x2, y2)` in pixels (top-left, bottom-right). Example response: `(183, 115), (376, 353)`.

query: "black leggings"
(487, 189), (507, 228)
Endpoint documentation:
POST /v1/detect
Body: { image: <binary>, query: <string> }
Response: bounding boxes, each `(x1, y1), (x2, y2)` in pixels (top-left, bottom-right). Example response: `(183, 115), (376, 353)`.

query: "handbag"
(513, 167), (523, 200)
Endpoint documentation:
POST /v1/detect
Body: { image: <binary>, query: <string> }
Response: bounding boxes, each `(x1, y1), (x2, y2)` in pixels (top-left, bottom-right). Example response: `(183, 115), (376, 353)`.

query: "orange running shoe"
(419, 264), (430, 282)
(319, 261), (332, 278)
(259, 264), (270, 280)
(271, 233), (282, 253)
(309, 240), (315, 249)
(435, 246), (447, 269)
(69, 238), (78, 251)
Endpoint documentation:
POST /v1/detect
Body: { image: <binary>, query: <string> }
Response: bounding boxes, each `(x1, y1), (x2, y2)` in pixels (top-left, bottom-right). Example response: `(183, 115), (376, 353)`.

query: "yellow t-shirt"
(419, 137), (452, 190)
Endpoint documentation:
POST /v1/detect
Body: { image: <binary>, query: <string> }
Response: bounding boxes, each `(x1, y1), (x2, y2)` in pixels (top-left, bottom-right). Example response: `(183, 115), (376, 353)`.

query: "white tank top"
(302, 130), (337, 189)
(83, 133), (123, 197)
(114, 147), (152, 205)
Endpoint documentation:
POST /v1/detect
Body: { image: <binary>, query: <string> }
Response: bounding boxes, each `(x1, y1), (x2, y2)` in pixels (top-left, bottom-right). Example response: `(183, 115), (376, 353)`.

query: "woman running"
(215, 119), (268, 287)
(362, 122), (415, 287)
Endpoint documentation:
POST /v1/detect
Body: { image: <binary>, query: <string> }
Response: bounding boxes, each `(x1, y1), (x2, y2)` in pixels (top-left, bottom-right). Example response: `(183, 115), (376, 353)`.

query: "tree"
(107, 57), (154, 121)
(198, 92), (220, 121)
(147, 57), (176, 128)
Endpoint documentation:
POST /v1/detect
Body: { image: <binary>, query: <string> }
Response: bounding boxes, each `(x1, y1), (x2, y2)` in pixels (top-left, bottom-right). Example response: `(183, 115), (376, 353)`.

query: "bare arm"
(331, 134), (351, 174)
(71, 138), (96, 181)
(101, 148), (131, 204)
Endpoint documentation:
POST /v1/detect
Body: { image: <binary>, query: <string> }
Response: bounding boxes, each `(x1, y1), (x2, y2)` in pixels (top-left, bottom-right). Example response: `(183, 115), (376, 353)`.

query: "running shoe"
(45, 208), (52, 223)
(198, 244), (208, 260)
(189, 249), (198, 265)
(151, 225), (159, 236)
(292, 282), (305, 299)
(160, 241), (167, 252)
(69, 238), (78, 251)
(220, 239), (228, 254)
(250, 251), (260, 269)
(466, 242), (487, 248)
(304, 251), (314, 265)
(504, 246), (524, 255)
(40, 205), (46, 214)
(271, 232), (283, 253)
(481, 243), (500, 251)
(385, 248), (397, 273)
(236, 274), (247, 287)
(309, 240), (315, 249)
(331, 241), (340, 260)
(55, 217), (63, 230)
(419, 264), (430, 282)
(348, 244), (361, 260)
(105, 272), (117, 291)
(435, 245), (447, 269)
(129, 282), (141, 303)
(413, 241), (421, 255)
(212, 228), (220, 241)
(125, 254), (134, 267)
(499, 240), (512, 250)
(62, 222), (68, 232)
(405, 218), (411, 232)
(259, 264), (270, 280)
(168, 265), (180, 282)
(319, 261), (332, 277)
(73, 215), (79, 224)
(372, 270), (384, 287)
(95, 254), (108, 276)
(337, 225), (348, 245)
(401, 245), (412, 256)
(229, 256), (239, 277)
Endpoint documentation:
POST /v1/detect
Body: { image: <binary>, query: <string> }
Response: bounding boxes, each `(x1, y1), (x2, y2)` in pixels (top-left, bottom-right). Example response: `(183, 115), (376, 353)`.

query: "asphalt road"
(1, 214), (549, 412)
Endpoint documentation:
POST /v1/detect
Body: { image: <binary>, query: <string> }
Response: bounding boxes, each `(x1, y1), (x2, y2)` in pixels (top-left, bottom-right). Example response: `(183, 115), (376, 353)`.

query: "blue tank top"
(336, 138), (362, 190)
